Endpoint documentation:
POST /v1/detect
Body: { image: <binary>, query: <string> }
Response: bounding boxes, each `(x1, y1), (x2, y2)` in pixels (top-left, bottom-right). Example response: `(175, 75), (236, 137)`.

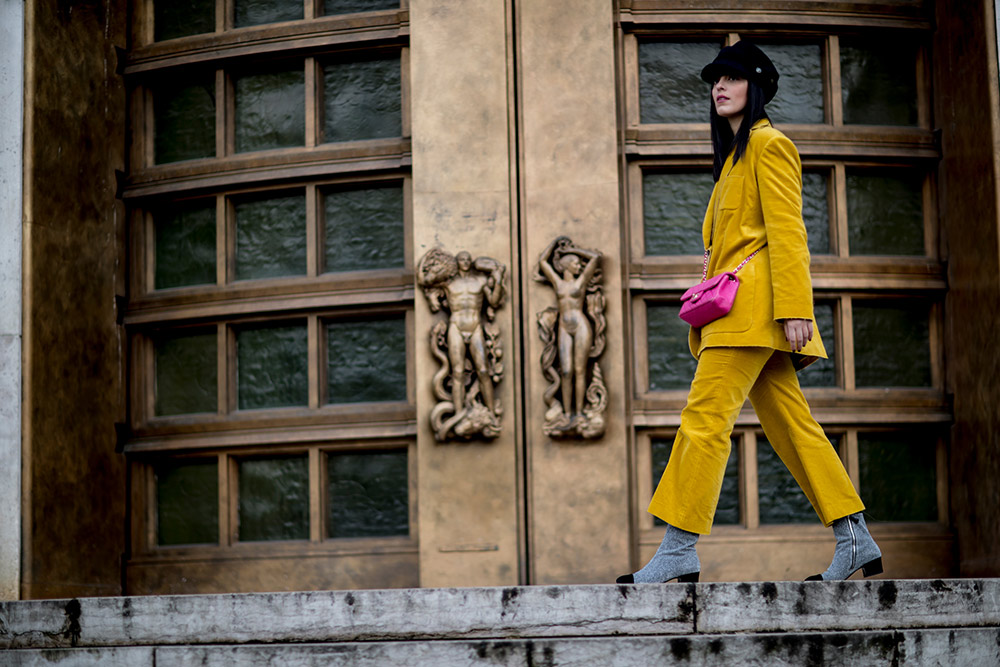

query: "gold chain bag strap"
(678, 244), (765, 327)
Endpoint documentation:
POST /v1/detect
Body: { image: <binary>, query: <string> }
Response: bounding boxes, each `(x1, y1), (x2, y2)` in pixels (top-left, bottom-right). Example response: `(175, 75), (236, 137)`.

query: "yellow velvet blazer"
(688, 119), (827, 369)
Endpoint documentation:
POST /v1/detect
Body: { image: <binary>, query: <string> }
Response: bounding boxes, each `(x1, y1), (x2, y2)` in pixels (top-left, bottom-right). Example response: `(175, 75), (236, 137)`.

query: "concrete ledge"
(4, 629), (999, 666)
(2, 647), (154, 667)
(2, 580), (999, 660)
(698, 579), (1000, 633)
(0, 584), (694, 649)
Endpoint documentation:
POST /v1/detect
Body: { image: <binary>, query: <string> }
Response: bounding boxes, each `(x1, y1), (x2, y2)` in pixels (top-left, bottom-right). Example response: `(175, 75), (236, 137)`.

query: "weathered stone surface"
(0, 585), (694, 649)
(1, 647), (155, 667)
(5, 629), (998, 667)
(698, 579), (1000, 634)
(4, 581), (1000, 665)
(0, 334), (20, 602)
(151, 629), (1000, 666)
(0, 0), (23, 604)
(0, 0), (21, 339)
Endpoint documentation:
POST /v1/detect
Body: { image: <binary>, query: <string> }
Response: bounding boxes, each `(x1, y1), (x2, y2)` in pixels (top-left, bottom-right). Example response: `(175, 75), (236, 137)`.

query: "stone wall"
(0, 0), (25, 602)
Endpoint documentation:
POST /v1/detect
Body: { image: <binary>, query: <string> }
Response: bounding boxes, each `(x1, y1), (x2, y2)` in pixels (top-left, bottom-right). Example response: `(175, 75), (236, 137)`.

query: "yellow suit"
(690, 119), (826, 367)
(648, 120), (864, 535)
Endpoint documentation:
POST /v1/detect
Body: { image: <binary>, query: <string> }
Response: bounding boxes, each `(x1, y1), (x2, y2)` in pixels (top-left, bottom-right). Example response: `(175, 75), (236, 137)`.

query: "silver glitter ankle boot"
(807, 512), (883, 581)
(617, 523), (700, 584)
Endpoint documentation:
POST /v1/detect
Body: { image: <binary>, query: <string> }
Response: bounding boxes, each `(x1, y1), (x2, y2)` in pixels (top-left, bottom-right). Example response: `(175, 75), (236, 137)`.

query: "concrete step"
(2, 580), (999, 665)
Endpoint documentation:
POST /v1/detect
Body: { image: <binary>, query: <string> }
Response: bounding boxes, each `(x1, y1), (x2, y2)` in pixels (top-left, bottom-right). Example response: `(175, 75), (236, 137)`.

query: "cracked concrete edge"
(0, 585), (695, 649)
(696, 579), (1000, 633)
(4, 580), (1000, 649)
(3, 628), (1000, 667)
(1, 647), (154, 667)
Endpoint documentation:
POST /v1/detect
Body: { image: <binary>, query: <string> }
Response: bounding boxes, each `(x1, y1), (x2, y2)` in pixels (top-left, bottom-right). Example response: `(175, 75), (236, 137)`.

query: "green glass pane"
(758, 438), (818, 524)
(846, 171), (924, 256)
(156, 459), (218, 546)
(643, 172), (714, 256)
(235, 193), (307, 280)
(235, 67), (305, 153)
(237, 325), (308, 409)
(324, 185), (404, 272)
(652, 437), (739, 526)
(323, 57), (401, 143)
(757, 43), (824, 124)
(155, 200), (216, 289)
(647, 304), (697, 391)
(325, 0), (397, 14)
(328, 450), (409, 538)
(802, 171), (831, 255)
(235, 0), (303, 27)
(798, 301), (836, 388)
(155, 331), (217, 416)
(859, 432), (937, 522)
(154, 78), (215, 164)
(639, 41), (722, 124)
(328, 318), (406, 404)
(155, 0), (214, 41)
(238, 456), (309, 542)
(853, 302), (931, 387)
(841, 40), (918, 126)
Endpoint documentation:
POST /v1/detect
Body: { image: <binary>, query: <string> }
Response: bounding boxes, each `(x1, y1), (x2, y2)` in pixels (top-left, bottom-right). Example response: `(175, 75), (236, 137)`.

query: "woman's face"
(561, 255), (582, 275)
(712, 74), (748, 118)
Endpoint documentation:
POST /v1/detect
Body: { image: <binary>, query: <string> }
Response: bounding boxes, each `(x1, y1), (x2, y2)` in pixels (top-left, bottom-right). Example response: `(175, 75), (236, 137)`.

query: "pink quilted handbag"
(678, 245), (765, 328)
(679, 272), (740, 327)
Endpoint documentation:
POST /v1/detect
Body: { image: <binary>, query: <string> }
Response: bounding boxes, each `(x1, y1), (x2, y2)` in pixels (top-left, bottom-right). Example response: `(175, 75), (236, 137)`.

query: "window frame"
(132, 0), (409, 52)
(123, 0), (417, 586)
(130, 439), (418, 558)
(130, 306), (415, 438)
(129, 174), (413, 303)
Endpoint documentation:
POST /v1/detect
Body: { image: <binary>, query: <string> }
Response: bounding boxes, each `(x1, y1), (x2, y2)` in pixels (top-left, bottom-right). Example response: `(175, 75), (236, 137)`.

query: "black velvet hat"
(701, 41), (779, 103)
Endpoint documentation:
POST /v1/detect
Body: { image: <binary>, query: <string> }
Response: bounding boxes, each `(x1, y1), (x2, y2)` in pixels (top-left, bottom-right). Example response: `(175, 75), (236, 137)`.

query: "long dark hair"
(710, 78), (770, 181)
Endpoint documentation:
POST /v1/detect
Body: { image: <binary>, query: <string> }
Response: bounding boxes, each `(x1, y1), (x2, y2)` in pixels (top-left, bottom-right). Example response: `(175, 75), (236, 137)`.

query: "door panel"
(410, 0), (522, 587)
(410, 0), (630, 586)
(516, 0), (630, 584)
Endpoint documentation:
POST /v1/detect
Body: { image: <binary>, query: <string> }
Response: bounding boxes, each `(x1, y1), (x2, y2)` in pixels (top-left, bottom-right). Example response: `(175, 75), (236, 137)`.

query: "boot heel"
(674, 572), (700, 583)
(861, 558), (883, 577)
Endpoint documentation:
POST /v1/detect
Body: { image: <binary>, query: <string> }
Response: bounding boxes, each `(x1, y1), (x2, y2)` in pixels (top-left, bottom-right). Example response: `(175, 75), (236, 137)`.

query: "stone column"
(0, 0), (24, 601)
(517, 0), (630, 583)
(410, 0), (522, 586)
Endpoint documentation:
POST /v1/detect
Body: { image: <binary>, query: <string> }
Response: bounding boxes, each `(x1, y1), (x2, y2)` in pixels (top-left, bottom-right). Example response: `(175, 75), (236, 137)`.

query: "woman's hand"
(782, 318), (813, 353)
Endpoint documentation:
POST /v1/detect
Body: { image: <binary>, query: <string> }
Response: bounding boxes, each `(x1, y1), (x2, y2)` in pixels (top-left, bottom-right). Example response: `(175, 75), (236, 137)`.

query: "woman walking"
(618, 41), (882, 584)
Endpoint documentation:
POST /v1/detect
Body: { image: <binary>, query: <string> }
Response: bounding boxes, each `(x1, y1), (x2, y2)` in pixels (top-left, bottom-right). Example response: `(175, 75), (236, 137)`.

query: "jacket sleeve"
(757, 133), (814, 322)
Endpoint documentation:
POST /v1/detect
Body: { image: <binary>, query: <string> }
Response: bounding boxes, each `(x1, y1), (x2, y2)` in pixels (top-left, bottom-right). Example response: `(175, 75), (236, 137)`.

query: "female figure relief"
(535, 236), (607, 439)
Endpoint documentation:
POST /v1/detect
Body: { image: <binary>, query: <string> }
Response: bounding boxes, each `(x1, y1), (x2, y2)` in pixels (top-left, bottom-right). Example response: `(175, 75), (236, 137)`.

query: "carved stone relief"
(534, 236), (608, 439)
(418, 248), (507, 442)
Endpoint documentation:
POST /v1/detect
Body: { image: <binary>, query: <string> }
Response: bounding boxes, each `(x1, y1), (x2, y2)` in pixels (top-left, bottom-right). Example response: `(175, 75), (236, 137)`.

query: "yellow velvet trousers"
(648, 346), (864, 535)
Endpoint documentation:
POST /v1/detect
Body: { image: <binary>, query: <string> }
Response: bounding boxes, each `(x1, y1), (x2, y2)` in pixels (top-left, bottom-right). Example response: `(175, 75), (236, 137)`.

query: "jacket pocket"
(719, 175), (744, 210)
